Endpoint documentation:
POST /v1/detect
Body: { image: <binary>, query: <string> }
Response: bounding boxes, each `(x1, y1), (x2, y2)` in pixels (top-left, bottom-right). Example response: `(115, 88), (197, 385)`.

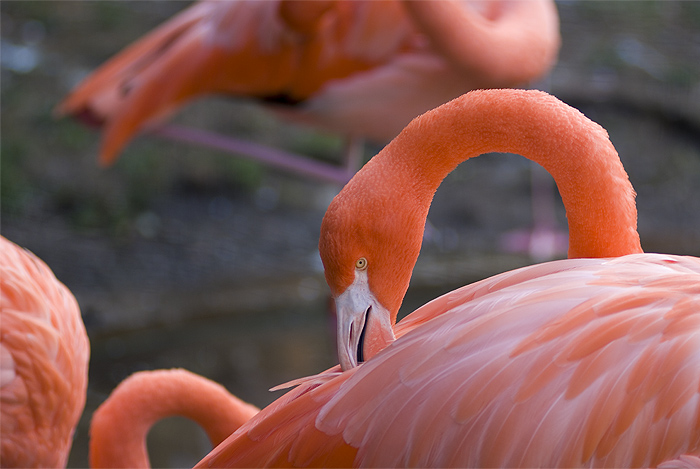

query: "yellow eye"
(355, 257), (368, 270)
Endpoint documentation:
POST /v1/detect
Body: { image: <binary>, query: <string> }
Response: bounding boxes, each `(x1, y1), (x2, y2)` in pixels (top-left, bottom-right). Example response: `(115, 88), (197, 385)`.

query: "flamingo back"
(198, 253), (700, 468)
(1, 236), (89, 468)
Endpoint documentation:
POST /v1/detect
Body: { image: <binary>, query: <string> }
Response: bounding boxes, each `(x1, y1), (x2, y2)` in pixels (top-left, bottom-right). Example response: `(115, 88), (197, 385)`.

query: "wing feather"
(315, 254), (700, 467)
(198, 254), (700, 467)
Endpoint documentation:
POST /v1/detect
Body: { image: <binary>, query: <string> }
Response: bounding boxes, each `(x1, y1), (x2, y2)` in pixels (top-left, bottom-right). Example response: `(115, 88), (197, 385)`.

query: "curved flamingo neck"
(353, 89), (642, 261)
(402, 0), (560, 88)
(89, 369), (259, 468)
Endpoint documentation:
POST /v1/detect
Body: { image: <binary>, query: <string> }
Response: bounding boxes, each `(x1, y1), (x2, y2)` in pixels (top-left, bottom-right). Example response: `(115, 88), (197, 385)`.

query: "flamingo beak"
(334, 271), (395, 371)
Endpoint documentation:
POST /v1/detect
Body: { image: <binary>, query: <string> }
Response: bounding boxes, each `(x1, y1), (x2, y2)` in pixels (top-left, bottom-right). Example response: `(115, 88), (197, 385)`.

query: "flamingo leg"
(150, 124), (364, 185)
(527, 162), (569, 259)
(499, 77), (568, 260)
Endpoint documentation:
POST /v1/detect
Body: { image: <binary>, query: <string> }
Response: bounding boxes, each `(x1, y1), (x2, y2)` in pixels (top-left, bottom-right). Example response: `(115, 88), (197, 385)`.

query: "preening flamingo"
(0, 236), (90, 468)
(55, 0), (560, 183)
(89, 369), (259, 468)
(88, 90), (700, 467)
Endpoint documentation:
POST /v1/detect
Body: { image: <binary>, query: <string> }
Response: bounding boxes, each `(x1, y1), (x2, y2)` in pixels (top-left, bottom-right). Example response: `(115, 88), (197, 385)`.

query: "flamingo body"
(196, 253), (700, 468)
(56, 0), (559, 165)
(0, 236), (90, 468)
(197, 89), (700, 467)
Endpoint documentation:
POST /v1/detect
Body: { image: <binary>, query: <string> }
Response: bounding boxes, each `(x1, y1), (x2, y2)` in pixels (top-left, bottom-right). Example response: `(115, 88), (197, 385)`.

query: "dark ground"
(1, 1), (700, 467)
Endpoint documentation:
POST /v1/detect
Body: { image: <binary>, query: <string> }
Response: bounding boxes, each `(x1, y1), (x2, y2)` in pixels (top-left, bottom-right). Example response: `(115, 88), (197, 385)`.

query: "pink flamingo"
(55, 0), (560, 184)
(1, 236), (90, 468)
(90, 90), (700, 467)
(89, 369), (258, 468)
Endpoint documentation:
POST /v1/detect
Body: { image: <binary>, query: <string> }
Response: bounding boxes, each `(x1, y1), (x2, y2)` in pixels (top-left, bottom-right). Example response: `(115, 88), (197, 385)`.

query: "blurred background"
(1, 1), (699, 467)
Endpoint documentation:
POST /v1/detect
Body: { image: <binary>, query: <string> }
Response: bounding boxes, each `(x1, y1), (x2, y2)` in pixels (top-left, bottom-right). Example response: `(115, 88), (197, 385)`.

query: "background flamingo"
(89, 368), (258, 468)
(55, 0), (560, 184)
(90, 90), (700, 467)
(56, 0), (563, 258)
(0, 236), (90, 468)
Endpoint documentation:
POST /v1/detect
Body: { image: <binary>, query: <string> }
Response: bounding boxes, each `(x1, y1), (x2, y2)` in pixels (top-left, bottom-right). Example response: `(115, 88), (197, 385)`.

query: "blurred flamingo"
(55, 0), (560, 185)
(89, 368), (258, 468)
(1, 235), (90, 468)
(92, 90), (700, 467)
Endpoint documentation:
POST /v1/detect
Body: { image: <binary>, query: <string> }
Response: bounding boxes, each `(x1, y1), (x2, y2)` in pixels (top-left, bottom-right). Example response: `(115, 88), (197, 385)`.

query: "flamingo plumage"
(88, 90), (700, 467)
(199, 255), (700, 467)
(0, 235), (90, 468)
(55, 0), (560, 179)
(89, 369), (259, 468)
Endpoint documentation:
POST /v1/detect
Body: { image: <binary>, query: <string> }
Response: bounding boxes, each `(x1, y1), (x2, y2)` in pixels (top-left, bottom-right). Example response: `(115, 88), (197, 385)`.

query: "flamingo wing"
(0, 236), (90, 468)
(196, 374), (359, 468)
(198, 254), (700, 468)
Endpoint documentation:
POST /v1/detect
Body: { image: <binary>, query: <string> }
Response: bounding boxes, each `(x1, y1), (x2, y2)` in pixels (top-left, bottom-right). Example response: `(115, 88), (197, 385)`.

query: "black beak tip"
(357, 306), (370, 364)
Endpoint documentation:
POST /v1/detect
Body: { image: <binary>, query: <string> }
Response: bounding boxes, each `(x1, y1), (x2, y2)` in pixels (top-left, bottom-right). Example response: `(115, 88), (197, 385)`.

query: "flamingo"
(54, 0), (560, 184)
(0, 235), (90, 468)
(89, 369), (259, 468)
(90, 90), (700, 467)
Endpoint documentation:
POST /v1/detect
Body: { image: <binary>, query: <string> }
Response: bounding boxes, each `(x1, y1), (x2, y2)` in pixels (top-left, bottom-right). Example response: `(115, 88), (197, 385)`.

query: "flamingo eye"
(355, 257), (368, 270)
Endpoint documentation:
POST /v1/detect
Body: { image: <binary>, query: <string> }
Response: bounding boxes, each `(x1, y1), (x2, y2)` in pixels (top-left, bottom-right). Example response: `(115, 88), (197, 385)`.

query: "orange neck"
(333, 90), (642, 321)
(401, 0), (560, 88)
(89, 369), (258, 468)
(375, 89), (641, 260)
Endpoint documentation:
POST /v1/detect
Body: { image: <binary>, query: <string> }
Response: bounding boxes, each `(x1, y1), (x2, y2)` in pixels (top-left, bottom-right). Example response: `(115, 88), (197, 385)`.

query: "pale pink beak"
(334, 271), (395, 371)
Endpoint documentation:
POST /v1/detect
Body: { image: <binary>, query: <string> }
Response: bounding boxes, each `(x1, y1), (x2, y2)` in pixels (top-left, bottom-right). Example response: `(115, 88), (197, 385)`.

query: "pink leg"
(151, 124), (364, 185)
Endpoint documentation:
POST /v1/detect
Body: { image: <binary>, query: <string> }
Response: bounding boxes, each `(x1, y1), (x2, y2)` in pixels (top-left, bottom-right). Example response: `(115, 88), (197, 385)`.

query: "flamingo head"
(319, 171), (426, 370)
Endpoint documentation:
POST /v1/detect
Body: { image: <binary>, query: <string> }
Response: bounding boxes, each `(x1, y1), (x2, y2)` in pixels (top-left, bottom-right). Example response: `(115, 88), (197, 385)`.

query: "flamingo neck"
(89, 369), (258, 468)
(402, 0), (560, 88)
(360, 89), (642, 261)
